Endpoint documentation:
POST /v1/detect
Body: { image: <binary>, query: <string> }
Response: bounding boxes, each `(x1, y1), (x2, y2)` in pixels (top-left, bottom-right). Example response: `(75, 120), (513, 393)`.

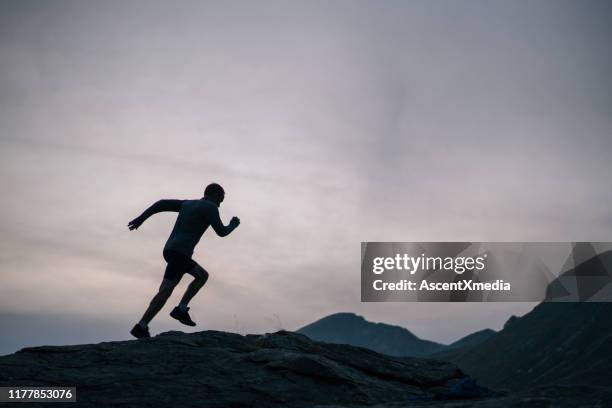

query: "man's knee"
(194, 265), (209, 284)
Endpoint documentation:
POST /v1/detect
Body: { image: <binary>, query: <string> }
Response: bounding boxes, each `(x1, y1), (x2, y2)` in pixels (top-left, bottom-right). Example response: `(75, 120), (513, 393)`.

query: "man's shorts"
(163, 249), (197, 282)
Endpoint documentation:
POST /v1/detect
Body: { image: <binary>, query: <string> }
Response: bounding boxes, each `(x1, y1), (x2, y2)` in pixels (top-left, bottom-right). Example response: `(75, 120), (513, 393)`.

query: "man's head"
(204, 183), (225, 206)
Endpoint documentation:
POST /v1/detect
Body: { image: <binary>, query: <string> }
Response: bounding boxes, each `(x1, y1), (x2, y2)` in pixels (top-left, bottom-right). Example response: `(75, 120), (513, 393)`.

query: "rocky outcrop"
(0, 330), (493, 407)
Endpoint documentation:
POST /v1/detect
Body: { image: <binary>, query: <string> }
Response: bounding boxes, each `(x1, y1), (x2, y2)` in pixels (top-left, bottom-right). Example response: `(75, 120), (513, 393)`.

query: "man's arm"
(209, 207), (240, 237)
(128, 199), (184, 230)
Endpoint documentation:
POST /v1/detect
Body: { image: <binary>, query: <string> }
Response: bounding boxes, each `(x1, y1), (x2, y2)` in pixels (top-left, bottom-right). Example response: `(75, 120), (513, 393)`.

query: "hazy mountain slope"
(298, 312), (445, 357)
(428, 329), (497, 360)
(447, 329), (496, 350)
(444, 302), (612, 390)
(440, 250), (612, 390)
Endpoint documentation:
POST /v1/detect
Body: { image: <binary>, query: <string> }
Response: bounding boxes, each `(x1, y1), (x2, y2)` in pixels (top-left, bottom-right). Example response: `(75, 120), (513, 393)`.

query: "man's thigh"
(163, 251), (197, 282)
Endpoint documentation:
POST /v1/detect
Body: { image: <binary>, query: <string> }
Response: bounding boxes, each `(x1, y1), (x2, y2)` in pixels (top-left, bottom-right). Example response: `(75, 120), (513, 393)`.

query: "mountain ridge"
(440, 302), (612, 390)
(298, 312), (495, 357)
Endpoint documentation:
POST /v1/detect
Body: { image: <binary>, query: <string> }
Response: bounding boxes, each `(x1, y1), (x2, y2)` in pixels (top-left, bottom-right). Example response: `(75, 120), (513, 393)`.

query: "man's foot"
(130, 324), (151, 339)
(170, 306), (196, 326)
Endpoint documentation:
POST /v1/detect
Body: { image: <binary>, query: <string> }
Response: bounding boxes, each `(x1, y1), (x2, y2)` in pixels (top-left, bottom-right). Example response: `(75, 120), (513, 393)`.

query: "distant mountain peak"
(298, 313), (443, 357)
(503, 315), (519, 330)
(320, 312), (366, 321)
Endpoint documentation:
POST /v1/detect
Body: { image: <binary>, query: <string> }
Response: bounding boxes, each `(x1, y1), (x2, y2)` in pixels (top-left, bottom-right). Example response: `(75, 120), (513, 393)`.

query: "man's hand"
(230, 216), (240, 229)
(127, 216), (144, 230)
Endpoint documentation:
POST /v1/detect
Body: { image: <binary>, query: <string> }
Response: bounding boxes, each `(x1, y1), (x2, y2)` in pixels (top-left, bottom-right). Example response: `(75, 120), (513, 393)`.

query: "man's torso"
(163, 199), (218, 257)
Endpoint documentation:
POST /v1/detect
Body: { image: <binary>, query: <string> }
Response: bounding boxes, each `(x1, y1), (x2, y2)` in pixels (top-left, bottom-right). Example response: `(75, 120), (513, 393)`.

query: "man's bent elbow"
(213, 228), (229, 237)
(219, 227), (235, 237)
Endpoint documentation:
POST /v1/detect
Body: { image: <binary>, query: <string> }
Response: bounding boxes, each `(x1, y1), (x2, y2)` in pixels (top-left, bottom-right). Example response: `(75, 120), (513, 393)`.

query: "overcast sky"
(1, 0), (611, 355)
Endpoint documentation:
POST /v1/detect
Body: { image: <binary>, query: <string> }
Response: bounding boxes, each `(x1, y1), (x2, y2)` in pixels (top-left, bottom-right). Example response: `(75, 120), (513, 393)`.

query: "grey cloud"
(1, 0), (611, 352)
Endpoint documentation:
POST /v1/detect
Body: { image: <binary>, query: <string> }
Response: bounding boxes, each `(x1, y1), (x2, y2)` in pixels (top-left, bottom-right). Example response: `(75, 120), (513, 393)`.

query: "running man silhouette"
(127, 183), (240, 338)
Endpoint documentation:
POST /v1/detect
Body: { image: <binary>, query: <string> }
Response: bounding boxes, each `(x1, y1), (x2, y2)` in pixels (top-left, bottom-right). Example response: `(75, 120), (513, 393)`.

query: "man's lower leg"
(139, 280), (176, 327)
(169, 272), (208, 327)
(170, 278), (204, 327)
(178, 278), (205, 308)
(177, 265), (209, 308)
(138, 293), (167, 327)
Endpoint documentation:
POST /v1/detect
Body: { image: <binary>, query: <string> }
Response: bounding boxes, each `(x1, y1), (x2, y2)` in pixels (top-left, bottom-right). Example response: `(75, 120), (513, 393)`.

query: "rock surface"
(0, 330), (494, 407)
(1, 329), (606, 407)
